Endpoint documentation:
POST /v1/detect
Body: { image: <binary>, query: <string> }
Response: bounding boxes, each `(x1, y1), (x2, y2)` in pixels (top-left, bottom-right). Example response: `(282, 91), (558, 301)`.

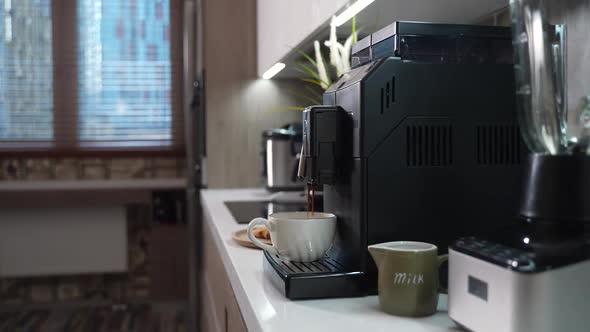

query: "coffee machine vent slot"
(386, 82), (390, 109)
(390, 76), (396, 103)
(406, 125), (453, 167)
(476, 125), (521, 165)
(380, 88), (384, 114)
(380, 76), (396, 114)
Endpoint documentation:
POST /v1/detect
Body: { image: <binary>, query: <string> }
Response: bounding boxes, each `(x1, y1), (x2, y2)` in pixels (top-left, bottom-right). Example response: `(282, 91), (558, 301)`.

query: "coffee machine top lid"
(351, 21), (513, 68)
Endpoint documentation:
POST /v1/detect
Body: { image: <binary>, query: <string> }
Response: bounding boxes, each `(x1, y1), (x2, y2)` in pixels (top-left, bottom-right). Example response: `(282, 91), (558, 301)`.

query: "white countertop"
(201, 188), (460, 332)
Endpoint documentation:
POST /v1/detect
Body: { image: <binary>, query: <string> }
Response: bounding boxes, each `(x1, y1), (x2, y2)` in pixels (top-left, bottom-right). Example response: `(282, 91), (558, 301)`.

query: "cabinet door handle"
(224, 306), (229, 332)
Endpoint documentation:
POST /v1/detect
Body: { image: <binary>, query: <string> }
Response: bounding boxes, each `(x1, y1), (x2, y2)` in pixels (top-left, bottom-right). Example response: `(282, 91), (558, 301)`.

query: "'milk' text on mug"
(393, 272), (424, 285)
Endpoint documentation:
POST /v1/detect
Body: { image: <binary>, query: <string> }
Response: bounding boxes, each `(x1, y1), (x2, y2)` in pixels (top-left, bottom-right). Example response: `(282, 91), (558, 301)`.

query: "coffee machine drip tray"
(263, 250), (365, 299)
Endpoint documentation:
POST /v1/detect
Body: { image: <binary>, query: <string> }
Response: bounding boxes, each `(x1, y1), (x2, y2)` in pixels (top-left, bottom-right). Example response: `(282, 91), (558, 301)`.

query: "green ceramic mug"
(368, 241), (448, 317)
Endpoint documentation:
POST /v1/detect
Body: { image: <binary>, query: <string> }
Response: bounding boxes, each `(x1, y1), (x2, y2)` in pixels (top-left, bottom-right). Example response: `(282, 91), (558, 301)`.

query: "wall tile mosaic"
(0, 157), (185, 181)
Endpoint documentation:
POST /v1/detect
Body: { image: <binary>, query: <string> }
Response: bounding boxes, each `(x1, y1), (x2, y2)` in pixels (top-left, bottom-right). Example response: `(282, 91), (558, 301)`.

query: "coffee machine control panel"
(452, 234), (590, 274)
(453, 237), (536, 272)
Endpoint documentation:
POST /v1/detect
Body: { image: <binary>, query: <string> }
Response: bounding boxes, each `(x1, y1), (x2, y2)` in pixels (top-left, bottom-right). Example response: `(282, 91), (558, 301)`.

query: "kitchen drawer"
(201, 219), (247, 331)
(227, 289), (247, 332)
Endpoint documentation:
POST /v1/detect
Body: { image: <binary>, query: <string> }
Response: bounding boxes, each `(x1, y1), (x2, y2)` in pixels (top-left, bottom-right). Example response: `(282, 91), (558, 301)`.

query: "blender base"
(520, 154), (590, 222)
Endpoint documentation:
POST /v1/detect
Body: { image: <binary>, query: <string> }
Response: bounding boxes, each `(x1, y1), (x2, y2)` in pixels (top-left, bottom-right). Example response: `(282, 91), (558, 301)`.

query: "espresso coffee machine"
(263, 21), (527, 299)
(449, 1), (590, 331)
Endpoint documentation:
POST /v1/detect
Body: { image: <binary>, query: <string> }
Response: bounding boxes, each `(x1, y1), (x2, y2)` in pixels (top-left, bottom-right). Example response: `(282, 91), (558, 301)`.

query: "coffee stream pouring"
(297, 106), (351, 215)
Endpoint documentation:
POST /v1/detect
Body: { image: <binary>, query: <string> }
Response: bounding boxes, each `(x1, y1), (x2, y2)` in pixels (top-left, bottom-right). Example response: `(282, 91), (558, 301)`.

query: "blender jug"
(510, 0), (590, 224)
(511, 0), (590, 154)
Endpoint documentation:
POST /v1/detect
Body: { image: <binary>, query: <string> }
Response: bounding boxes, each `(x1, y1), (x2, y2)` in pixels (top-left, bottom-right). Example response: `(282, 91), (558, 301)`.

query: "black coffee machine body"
(264, 21), (527, 299)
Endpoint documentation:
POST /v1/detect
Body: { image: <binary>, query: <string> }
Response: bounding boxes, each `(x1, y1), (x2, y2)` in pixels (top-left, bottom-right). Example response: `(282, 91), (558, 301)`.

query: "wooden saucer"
(232, 229), (272, 249)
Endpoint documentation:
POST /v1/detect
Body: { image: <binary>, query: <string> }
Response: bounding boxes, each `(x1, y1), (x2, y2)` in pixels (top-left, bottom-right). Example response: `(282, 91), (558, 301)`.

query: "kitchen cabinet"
(256, 0), (348, 77)
(149, 224), (189, 301)
(201, 217), (247, 332)
(257, 0), (509, 78)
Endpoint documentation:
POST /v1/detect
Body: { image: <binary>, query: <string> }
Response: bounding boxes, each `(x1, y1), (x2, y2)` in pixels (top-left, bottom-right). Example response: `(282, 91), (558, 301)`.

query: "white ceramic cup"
(247, 211), (337, 262)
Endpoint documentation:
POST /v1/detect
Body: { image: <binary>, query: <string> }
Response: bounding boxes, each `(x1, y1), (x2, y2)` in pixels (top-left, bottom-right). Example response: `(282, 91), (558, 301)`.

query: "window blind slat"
(78, 0), (174, 144)
(0, 0), (181, 154)
(0, 0), (53, 141)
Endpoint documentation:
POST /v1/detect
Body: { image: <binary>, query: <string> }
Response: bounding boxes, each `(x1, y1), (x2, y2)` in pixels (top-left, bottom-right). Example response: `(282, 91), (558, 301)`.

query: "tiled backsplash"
(0, 157), (185, 181)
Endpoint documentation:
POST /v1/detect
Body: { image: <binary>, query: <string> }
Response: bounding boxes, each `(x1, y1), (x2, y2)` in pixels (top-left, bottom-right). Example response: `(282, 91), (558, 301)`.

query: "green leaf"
(352, 16), (357, 45)
(301, 77), (332, 89)
(300, 78), (324, 87)
(303, 84), (323, 100)
(295, 62), (321, 80)
(297, 49), (317, 67)
(295, 63), (331, 88)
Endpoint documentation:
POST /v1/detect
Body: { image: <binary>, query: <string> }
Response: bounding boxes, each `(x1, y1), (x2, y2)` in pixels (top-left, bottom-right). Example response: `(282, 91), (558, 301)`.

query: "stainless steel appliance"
(261, 123), (303, 191)
(449, 1), (590, 331)
(449, 232), (590, 332)
(263, 21), (527, 300)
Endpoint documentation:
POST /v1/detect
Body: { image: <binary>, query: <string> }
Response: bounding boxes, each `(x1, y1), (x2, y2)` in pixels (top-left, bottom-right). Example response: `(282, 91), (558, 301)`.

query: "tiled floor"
(0, 302), (186, 332)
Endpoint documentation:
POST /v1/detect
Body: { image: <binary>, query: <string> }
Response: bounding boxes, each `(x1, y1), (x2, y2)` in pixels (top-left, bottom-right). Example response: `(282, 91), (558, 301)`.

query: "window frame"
(0, 0), (185, 158)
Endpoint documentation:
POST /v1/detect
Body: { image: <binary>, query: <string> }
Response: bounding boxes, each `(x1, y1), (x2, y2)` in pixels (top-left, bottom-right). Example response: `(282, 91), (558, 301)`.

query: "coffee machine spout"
(298, 105), (351, 186)
(297, 144), (307, 181)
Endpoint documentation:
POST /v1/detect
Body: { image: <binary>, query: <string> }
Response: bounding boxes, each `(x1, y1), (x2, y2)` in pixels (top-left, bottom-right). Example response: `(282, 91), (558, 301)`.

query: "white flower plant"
(285, 16), (358, 110)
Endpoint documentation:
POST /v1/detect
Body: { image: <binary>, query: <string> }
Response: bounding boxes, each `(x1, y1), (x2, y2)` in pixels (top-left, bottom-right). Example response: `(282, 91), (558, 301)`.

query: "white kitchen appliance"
(449, 1), (590, 331)
(449, 235), (590, 332)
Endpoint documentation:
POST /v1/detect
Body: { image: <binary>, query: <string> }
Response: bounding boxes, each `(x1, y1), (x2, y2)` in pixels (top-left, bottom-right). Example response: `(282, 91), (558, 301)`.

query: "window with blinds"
(0, 0), (183, 155)
(0, 0), (53, 144)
